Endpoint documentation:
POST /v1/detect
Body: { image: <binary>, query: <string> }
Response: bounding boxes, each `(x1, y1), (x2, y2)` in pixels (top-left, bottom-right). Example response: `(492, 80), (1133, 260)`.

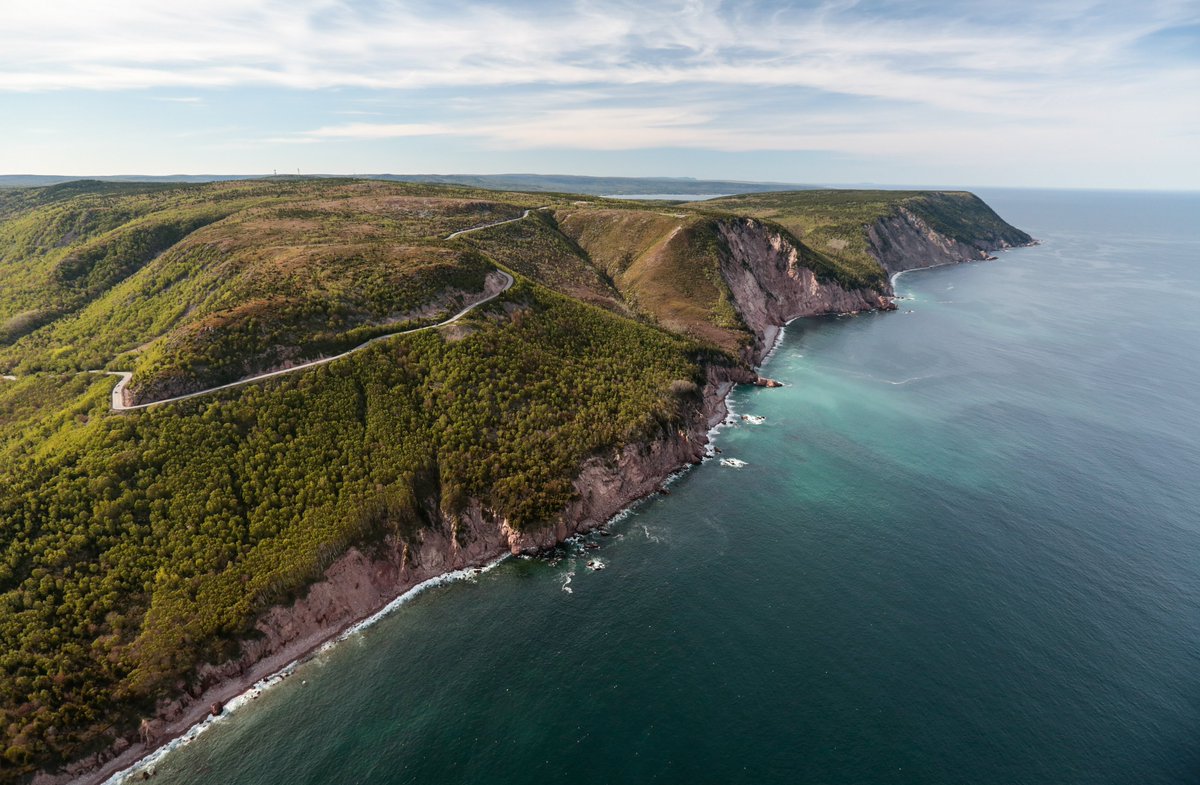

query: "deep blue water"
(126, 189), (1200, 785)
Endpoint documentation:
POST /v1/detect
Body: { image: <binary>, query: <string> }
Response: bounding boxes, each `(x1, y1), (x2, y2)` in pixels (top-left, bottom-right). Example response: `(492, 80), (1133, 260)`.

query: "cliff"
(716, 218), (893, 362)
(867, 204), (1033, 275)
(58, 361), (750, 785)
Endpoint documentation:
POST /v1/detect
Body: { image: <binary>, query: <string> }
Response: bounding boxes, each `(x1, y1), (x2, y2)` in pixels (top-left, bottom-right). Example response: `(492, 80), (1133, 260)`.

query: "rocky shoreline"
(49, 362), (756, 785)
(46, 207), (1033, 785)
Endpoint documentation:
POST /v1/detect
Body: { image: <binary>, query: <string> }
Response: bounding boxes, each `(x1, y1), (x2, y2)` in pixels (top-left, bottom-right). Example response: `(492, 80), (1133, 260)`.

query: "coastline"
(58, 364), (751, 785)
(52, 224), (1035, 785)
(887, 238), (1041, 292)
(85, 558), (511, 785)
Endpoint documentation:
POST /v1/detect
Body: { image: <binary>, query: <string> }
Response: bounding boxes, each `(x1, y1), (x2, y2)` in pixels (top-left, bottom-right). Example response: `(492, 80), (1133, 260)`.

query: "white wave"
(641, 525), (664, 544)
(336, 557), (507, 643)
(741, 414), (766, 425)
(759, 323), (787, 365)
(101, 656), (312, 785)
(704, 387), (738, 459)
(101, 555), (508, 785)
(605, 506), (635, 525)
(720, 458), (748, 468)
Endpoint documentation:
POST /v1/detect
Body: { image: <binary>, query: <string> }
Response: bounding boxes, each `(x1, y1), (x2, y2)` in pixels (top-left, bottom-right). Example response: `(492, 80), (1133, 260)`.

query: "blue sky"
(1, 0), (1197, 188)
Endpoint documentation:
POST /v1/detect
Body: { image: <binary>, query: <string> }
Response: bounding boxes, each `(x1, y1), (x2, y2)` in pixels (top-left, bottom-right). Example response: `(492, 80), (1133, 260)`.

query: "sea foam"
(101, 556), (508, 785)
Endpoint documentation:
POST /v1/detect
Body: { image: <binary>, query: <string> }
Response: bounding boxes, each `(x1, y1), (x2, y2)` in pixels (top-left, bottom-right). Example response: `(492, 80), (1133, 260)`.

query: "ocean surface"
(126, 189), (1200, 785)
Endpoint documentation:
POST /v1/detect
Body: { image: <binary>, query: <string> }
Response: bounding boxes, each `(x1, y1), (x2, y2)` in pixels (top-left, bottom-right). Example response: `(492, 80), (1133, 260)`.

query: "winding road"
(4, 208), (537, 411)
(107, 269), (513, 411)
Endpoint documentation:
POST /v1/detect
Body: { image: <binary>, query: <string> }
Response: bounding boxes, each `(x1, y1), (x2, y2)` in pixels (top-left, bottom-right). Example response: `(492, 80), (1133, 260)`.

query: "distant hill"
(367, 173), (815, 195)
(0, 174), (251, 188)
(0, 172), (814, 196)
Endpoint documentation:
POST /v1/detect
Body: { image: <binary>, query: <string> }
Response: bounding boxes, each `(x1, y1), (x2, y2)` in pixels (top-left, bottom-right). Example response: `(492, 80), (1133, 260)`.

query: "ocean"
(118, 188), (1200, 785)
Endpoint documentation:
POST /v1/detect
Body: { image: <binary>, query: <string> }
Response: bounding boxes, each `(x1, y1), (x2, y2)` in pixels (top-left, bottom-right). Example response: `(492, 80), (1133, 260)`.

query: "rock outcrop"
(867, 205), (1032, 275)
(716, 218), (893, 362)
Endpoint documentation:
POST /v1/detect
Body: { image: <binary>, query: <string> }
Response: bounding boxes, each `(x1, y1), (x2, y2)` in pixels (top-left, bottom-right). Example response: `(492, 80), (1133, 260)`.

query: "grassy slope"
(463, 202), (751, 353)
(0, 181), (1027, 778)
(553, 207), (747, 350)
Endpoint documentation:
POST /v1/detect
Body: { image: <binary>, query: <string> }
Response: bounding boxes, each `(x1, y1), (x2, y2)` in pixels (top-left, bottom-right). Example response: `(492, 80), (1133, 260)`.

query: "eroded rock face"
(715, 218), (892, 362)
(181, 365), (752, 687)
(867, 206), (1025, 275)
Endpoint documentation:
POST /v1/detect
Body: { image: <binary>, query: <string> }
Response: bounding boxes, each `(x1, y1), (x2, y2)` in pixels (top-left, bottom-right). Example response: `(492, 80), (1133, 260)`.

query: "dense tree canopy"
(0, 284), (706, 776)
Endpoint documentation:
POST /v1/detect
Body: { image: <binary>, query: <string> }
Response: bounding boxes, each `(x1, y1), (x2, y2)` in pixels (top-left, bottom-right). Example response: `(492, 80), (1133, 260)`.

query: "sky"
(1, 0), (1197, 189)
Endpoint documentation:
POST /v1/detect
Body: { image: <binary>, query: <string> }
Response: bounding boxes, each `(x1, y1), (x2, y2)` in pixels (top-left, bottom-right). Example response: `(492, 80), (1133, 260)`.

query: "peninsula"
(0, 179), (1031, 784)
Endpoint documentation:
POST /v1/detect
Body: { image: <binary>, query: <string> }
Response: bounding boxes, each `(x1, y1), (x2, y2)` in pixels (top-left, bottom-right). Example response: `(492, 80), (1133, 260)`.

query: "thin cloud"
(1, 0), (1196, 186)
(302, 122), (453, 139)
(0, 1), (1189, 106)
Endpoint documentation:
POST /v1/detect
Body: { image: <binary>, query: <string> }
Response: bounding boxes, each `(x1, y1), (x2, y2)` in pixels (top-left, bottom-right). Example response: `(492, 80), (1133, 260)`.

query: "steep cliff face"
(235, 367), (745, 666)
(714, 204), (1033, 364)
(94, 360), (750, 785)
(867, 205), (1031, 275)
(56, 503), (520, 785)
(505, 364), (753, 553)
(716, 218), (893, 362)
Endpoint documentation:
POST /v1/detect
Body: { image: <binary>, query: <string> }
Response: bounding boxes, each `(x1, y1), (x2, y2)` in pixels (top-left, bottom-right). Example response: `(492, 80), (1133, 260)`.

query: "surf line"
(100, 557), (509, 785)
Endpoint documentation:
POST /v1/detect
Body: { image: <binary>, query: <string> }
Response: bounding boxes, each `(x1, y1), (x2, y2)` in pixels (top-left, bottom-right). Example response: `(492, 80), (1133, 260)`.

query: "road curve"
(104, 209), (537, 411)
(445, 208), (535, 240)
(109, 270), (513, 411)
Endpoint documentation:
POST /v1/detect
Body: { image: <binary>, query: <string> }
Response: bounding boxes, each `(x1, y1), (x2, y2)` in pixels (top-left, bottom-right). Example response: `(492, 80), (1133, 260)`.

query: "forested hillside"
(0, 180), (542, 400)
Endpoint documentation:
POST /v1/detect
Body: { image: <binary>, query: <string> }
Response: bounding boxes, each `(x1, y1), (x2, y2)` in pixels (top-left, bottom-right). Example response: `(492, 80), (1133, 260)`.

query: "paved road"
(95, 208), (537, 411)
(444, 208), (538, 240)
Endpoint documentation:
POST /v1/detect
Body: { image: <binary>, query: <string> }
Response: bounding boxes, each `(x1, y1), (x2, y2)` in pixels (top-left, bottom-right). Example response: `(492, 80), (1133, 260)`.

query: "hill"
(0, 174), (815, 196)
(0, 179), (1030, 782)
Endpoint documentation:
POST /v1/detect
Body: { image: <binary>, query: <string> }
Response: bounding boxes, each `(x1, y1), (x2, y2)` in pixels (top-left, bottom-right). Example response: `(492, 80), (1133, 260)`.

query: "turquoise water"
(134, 190), (1200, 785)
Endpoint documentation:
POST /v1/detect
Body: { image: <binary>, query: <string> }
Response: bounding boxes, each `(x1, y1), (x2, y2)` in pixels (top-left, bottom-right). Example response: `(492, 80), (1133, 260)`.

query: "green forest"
(0, 283), (711, 774)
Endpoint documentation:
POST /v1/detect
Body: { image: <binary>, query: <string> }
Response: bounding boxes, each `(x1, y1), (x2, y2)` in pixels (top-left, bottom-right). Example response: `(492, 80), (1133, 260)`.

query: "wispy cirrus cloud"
(302, 122), (455, 139)
(1, 0), (1197, 186)
(2, 1), (1191, 104)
